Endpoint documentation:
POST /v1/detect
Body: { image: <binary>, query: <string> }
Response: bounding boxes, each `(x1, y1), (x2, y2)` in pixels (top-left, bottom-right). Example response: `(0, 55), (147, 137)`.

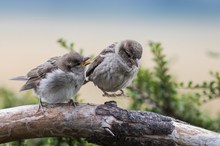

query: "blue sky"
(1, 0), (220, 21)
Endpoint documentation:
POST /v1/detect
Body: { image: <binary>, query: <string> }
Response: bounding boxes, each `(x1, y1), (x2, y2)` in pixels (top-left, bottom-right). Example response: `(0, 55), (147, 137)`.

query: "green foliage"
(178, 71), (220, 102)
(128, 42), (177, 115)
(30, 137), (95, 146)
(175, 71), (220, 131)
(57, 38), (75, 52)
(0, 87), (37, 109)
(0, 137), (96, 146)
(207, 51), (220, 58)
(128, 41), (220, 132)
(57, 38), (84, 56)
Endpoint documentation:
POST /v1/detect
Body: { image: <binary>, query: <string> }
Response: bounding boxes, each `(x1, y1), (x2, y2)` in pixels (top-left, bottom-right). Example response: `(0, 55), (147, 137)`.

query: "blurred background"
(0, 0), (220, 145)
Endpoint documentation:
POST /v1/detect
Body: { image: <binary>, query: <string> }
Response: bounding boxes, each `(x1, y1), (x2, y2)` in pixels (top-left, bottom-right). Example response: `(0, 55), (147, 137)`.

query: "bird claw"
(104, 100), (117, 107)
(102, 90), (128, 97)
(103, 127), (115, 136)
(68, 99), (78, 107)
(115, 90), (129, 97)
(36, 101), (45, 114)
(103, 92), (117, 97)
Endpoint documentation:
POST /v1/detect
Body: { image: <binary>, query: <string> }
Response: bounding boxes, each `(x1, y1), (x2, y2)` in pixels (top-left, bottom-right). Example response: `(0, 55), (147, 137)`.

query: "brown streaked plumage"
(86, 40), (143, 97)
(12, 51), (90, 111)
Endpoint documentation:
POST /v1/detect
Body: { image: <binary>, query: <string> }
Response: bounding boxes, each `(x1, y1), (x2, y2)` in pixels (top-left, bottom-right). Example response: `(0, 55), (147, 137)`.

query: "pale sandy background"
(0, 0), (220, 116)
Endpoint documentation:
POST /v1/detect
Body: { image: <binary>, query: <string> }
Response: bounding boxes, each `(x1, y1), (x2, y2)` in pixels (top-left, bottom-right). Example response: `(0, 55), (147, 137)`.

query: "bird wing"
(20, 56), (60, 91)
(86, 43), (116, 77)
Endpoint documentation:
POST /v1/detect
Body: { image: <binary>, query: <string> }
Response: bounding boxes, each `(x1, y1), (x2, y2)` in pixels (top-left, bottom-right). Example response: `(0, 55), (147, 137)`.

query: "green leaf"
(70, 43), (74, 50)
(188, 81), (193, 88)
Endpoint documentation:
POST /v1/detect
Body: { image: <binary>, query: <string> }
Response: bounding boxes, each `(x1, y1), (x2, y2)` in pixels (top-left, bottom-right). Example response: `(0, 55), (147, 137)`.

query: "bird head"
(59, 51), (91, 73)
(118, 40), (143, 68)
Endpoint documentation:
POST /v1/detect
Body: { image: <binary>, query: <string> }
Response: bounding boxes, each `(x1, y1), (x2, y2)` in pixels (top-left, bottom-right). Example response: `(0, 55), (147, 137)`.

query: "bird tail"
(10, 76), (28, 81)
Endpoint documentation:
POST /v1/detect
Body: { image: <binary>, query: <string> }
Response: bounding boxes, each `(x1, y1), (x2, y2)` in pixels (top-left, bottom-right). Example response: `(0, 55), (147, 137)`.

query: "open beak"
(81, 57), (91, 67)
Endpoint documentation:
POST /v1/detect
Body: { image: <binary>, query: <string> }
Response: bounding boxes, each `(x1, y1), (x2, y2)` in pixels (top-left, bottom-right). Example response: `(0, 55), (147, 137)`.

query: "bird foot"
(116, 90), (129, 97)
(102, 90), (128, 97)
(36, 103), (45, 114)
(104, 100), (117, 107)
(103, 92), (117, 97)
(68, 99), (78, 107)
(103, 127), (115, 136)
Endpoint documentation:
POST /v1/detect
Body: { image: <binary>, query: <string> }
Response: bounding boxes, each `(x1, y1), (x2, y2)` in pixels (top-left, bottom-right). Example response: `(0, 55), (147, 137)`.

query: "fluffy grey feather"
(13, 51), (90, 103)
(86, 40), (143, 96)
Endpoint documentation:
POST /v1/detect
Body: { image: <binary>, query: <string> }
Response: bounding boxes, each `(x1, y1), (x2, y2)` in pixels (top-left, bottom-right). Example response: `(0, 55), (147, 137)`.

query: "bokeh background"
(0, 0), (220, 115)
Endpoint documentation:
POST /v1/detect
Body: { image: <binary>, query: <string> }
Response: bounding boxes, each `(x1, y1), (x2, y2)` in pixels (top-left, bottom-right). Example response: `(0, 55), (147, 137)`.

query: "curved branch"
(0, 101), (219, 146)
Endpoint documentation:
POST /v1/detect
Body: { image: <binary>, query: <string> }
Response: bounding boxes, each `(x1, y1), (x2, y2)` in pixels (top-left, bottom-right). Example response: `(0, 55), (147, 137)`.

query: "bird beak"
(81, 57), (91, 67)
(132, 59), (139, 67)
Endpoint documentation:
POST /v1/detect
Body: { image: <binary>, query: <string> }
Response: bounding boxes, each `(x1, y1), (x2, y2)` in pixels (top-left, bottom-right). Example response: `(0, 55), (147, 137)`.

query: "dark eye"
(67, 64), (72, 70)
(125, 51), (131, 58)
(75, 62), (81, 66)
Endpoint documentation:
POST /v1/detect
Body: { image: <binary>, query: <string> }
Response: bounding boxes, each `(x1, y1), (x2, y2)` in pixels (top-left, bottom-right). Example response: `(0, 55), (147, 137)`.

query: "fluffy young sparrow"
(86, 40), (143, 97)
(12, 51), (90, 110)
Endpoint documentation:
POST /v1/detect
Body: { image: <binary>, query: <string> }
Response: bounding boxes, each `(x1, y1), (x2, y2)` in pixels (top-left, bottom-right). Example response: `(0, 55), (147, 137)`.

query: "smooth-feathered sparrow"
(12, 51), (90, 110)
(86, 40), (143, 97)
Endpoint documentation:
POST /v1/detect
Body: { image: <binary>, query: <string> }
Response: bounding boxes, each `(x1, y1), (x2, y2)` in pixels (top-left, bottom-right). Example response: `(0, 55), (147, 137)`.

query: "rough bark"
(0, 101), (219, 146)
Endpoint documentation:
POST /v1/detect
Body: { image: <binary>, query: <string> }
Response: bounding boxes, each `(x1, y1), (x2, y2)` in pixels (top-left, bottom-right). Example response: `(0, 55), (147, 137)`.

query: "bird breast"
(36, 69), (85, 103)
(91, 54), (138, 92)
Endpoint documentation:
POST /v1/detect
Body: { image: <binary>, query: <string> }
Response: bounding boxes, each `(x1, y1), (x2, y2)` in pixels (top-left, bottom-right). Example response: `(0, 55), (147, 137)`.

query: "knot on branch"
(96, 101), (175, 136)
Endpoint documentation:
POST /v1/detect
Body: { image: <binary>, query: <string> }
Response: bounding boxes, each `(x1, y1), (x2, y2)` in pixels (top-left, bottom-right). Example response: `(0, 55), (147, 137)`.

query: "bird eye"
(75, 62), (81, 66)
(126, 51), (131, 58)
(67, 64), (72, 70)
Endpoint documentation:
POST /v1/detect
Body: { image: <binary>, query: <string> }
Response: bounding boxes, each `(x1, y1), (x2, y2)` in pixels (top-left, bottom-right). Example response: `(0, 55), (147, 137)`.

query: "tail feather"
(10, 76), (28, 81)
(11, 76), (34, 92)
(20, 83), (34, 91)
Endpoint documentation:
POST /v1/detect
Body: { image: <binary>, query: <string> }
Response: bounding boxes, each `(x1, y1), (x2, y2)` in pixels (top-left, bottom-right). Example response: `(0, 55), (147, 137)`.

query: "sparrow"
(86, 40), (143, 97)
(12, 51), (90, 111)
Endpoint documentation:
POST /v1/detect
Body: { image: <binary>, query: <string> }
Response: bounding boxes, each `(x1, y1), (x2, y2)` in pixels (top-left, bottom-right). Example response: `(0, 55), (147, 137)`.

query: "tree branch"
(0, 101), (219, 146)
